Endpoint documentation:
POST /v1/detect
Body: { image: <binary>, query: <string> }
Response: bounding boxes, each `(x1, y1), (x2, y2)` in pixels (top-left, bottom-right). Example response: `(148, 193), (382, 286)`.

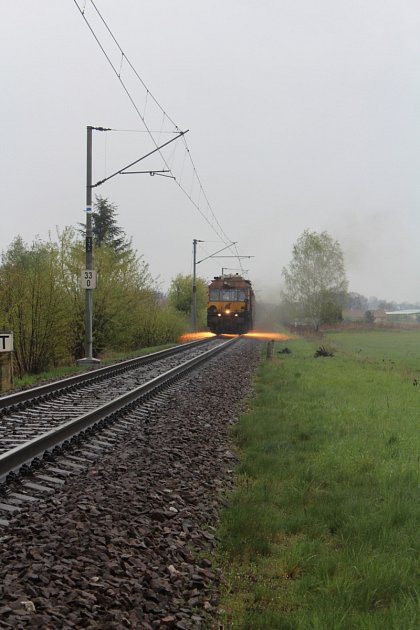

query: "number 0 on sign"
(81, 270), (97, 289)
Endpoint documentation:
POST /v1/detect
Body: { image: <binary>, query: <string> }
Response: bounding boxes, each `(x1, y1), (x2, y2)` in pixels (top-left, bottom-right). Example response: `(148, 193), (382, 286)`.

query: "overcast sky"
(2, 1), (420, 303)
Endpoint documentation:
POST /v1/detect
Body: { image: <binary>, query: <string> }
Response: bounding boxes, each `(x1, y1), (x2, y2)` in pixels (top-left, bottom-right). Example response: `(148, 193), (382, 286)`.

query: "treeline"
(0, 200), (193, 376)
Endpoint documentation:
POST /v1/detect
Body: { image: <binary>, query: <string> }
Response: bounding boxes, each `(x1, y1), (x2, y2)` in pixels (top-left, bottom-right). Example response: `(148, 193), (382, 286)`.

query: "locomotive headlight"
(225, 309), (230, 314)
(217, 313), (222, 317)
(234, 313), (238, 317)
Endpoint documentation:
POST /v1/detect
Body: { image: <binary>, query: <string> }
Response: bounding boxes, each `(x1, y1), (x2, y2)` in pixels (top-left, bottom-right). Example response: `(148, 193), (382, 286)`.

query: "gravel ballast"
(0, 339), (261, 629)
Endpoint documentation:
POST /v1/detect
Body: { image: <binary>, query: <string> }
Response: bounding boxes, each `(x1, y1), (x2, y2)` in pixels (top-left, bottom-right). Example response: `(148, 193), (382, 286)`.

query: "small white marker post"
(0, 331), (13, 391)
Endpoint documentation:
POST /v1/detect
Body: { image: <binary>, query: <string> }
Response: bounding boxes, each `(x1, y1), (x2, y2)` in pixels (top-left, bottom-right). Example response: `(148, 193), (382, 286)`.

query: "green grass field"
(215, 330), (420, 629)
(326, 329), (420, 375)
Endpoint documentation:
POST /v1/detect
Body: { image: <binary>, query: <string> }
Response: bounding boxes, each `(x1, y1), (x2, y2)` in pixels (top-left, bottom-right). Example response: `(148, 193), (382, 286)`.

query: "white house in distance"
(385, 309), (420, 320)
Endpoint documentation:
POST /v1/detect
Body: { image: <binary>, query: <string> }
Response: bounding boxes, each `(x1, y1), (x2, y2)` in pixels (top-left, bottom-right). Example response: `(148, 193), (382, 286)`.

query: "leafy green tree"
(319, 289), (344, 324)
(58, 227), (190, 357)
(0, 224), (192, 378)
(167, 274), (208, 327)
(281, 229), (348, 330)
(0, 237), (71, 374)
(132, 300), (186, 348)
(57, 227), (156, 357)
(91, 244), (155, 355)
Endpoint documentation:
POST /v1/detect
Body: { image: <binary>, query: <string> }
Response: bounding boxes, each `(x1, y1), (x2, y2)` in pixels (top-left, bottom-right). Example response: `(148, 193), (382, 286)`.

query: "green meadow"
(215, 330), (420, 629)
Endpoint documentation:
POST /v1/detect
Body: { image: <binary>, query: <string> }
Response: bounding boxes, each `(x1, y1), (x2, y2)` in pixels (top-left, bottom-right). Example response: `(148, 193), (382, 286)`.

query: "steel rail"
(0, 336), (240, 482)
(0, 337), (214, 410)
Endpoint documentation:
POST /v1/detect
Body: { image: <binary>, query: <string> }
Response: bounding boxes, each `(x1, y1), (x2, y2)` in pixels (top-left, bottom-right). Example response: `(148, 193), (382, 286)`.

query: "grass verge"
(215, 334), (420, 629)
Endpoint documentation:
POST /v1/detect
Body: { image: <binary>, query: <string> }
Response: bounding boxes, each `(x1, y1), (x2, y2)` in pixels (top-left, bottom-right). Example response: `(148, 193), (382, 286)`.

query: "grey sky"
(2, 1), (420, 303)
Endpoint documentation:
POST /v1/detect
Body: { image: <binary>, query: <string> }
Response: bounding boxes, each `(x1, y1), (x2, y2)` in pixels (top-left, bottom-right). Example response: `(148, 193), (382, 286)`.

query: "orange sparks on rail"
(178, 332), (216, 343)
(178, 331), (293, 342)
(244, 331), (292, 340)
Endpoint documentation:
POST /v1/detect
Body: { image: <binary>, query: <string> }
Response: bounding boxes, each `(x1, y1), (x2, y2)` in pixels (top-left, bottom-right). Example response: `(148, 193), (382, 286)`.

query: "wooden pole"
(266, 339), (274, 360)
(0, 352), (13, 391)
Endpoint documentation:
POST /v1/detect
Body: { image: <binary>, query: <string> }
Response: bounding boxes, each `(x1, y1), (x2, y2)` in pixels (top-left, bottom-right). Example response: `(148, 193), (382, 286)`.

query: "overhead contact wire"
(73, 0), (240, 261)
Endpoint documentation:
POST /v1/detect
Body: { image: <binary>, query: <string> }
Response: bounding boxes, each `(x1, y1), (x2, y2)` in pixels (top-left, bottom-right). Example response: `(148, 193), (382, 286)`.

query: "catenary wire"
(72, 0), (244, 271)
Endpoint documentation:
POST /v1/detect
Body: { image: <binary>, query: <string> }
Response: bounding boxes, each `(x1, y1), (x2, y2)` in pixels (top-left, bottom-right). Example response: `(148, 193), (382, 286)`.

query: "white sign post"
(0, 332), (13, 352)
(81, 270), (97, 289)
(0, 332), (13, 390)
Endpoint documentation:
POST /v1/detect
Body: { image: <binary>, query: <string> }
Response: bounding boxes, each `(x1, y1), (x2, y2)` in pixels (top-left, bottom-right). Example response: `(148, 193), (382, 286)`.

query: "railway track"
(0, 335), (240, 524)
(0, 338), (261, 627)
(0, 336), (218, 409)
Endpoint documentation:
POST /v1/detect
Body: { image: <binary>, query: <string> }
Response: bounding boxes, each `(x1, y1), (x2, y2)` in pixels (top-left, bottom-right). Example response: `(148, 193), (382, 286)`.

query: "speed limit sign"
(81, 270), (97, 289)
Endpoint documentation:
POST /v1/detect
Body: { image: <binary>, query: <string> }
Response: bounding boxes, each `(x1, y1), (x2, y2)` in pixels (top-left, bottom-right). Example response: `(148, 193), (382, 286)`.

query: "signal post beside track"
(0, 332), (13, 391)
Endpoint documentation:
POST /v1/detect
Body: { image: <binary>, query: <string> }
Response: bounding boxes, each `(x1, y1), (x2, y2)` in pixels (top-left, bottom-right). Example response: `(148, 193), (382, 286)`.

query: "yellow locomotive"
(207, 274), (255, 334)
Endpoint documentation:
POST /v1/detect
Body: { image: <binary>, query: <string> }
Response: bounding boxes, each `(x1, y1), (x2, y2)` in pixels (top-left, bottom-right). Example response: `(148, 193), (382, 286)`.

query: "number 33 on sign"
(81, 270), (97, 289)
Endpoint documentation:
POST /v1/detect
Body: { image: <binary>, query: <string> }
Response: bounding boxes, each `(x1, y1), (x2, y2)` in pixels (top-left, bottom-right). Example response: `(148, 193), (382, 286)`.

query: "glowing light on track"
(178, 331), (294, 343)
(178, 332), (216, 343)
(244, 331), (292, 340)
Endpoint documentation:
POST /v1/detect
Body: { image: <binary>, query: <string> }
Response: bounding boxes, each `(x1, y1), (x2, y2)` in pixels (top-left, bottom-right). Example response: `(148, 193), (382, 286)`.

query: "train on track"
(207, 274), (255, 334)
